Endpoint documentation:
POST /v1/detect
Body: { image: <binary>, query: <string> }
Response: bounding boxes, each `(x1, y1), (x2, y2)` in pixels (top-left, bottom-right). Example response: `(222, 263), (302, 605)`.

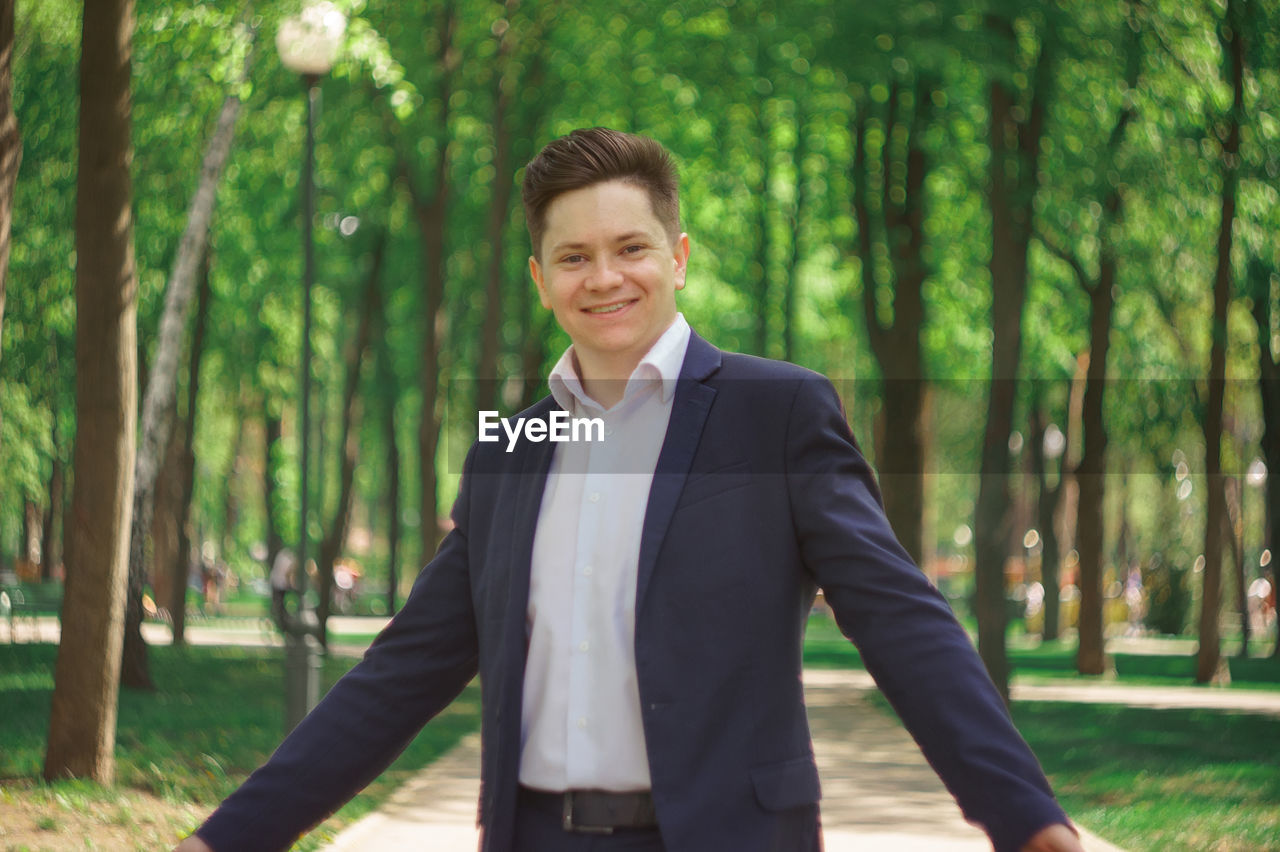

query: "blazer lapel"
(635, 332), (722, 612)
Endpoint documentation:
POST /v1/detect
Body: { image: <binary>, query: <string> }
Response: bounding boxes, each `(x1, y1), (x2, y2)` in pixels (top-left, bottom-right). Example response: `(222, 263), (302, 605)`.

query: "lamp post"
(276, 1), (346, 732)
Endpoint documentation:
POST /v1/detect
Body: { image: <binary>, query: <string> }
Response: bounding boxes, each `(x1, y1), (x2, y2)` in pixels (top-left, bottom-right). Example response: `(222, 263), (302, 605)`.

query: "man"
(177, 128), (1083, 852)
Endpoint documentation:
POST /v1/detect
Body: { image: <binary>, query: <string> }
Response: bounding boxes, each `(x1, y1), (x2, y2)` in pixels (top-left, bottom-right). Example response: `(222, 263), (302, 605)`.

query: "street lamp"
(276, 0), (346, 732)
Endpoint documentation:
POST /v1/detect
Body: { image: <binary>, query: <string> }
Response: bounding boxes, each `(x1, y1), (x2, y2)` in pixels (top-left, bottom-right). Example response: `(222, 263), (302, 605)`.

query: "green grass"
(0, 643), (480, 850)
(803, 612), (1280, 687)
(1012, 701), (1280, 851)
(855, 688), (1280, 851)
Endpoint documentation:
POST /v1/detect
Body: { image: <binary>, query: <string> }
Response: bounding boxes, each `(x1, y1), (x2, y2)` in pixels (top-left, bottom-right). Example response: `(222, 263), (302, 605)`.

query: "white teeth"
(586, 302), (629, 314)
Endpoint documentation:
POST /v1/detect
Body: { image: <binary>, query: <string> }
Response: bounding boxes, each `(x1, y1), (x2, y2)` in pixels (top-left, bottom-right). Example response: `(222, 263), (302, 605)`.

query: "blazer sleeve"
(783, 375), (1070, 852)
(195, 450), (482, 852)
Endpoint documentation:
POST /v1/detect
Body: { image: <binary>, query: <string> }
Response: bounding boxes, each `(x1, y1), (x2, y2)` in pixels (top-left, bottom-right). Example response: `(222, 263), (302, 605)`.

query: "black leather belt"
(518, 786), (658, 834)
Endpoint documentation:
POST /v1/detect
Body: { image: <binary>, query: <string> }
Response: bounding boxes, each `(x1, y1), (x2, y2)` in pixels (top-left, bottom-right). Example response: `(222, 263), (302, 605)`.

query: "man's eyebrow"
(549, 231), (658, 255)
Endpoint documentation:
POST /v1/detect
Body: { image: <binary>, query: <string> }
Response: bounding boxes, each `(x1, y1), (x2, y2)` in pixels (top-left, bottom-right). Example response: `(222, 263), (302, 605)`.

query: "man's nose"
(585, 256), (625, 290)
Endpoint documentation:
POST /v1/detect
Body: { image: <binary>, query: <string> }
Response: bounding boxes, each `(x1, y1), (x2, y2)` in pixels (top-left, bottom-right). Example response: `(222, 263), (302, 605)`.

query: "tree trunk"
(974, 27), (1052, 702)
(171, 252), (211, 645)
(22, 499), (40, 568)
(44, 0), (138, 784)
(263, 403), (284, 572)
(121, 42), (253, 690)
(783, 98), (807, 364)
(316, 233), (384, 642)
(41, 439), (64, 581)
(1224, 475), (1249, 657)
(1196, 0), (1244, 684)
(1069, 3), (1142, 675)
(851, 80), (931, 569)
(753, 94), (772, 357)
(219, 416), (244, 576)
(1247, 257), (1280, 660)
(0, 0), (21, 357)
(509, 45), (550, 414)
(1076, 275), (1115, 675)
(1029, 396), (1064, 642)
(375, 310), (401, 615)
(475, 1), (516, 416)
(408, 0), (457, 565)
(149, 420), (184, 621)
(169, 417), (194, 644)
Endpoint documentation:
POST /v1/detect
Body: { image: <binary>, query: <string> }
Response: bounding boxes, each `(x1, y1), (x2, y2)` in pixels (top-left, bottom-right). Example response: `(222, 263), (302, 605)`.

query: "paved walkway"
(324, 671), (1130, 852)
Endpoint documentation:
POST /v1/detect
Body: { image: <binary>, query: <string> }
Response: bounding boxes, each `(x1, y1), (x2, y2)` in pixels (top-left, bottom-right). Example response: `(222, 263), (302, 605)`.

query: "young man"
(177, 128), (1083, 852)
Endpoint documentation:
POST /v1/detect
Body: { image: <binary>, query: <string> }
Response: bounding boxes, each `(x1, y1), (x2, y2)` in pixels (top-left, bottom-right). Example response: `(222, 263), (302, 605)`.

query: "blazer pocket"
(677, 461), (752, 510)
(750, 754), (822, 811)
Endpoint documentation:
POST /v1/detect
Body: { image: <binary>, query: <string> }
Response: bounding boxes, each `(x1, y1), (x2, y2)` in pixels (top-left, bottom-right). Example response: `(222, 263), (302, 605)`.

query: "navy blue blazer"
(197, 332), (1068, 852)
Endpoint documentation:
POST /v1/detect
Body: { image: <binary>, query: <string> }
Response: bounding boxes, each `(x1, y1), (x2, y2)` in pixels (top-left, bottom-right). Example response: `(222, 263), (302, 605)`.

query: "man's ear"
(529, 256), (551, 309)
(673, 233), (691, 291)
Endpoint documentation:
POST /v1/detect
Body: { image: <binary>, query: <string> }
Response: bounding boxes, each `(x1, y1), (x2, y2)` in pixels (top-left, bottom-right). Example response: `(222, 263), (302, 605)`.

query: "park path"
(322, 670), (1130, 852)
(9, 615), (1280, 718)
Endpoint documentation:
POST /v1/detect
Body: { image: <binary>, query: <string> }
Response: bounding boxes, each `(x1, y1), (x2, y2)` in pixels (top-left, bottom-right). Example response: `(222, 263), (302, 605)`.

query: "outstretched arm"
(784, 376), (1078, 852)
(179, 456), (481, 852)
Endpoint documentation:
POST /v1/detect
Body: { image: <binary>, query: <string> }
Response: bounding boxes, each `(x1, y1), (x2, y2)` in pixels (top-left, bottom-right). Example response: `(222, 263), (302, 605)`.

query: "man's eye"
(561, 254), (585, 264)
(623, 245), (644, 254)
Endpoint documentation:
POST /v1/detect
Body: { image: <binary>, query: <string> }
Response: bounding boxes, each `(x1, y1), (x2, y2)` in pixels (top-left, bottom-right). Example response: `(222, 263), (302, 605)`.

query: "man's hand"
(1021, 822), (1086, 852)
(173, 835), (214, 852)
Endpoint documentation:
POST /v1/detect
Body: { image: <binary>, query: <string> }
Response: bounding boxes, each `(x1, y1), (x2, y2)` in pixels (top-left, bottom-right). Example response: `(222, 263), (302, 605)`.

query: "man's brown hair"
(521, 127), (681, 259)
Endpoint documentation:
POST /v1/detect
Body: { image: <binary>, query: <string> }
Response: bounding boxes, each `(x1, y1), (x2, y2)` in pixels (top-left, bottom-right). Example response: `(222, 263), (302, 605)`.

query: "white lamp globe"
(276, 2), (348, 76)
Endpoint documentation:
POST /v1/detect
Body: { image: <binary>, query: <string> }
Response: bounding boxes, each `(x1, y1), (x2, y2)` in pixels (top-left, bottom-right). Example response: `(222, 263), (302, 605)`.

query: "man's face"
(529, 180), (689, 377)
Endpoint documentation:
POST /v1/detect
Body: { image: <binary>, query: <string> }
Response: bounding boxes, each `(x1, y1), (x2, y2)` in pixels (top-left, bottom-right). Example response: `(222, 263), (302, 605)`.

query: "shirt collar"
(549, 313), (691, 412)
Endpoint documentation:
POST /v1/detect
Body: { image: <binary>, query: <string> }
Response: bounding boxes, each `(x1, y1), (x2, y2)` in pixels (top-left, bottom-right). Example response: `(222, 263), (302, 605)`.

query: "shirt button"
(604, 427), (615, 437)
(583, 565), (594, 576)
(588, 492), (601, 503)
(577, 717), (588, 729)
(579, 641), (590, 652)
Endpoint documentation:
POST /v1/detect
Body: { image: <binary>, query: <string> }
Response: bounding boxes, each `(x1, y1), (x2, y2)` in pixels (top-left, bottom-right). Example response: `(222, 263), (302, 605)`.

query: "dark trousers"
(512, 797), (667, 852)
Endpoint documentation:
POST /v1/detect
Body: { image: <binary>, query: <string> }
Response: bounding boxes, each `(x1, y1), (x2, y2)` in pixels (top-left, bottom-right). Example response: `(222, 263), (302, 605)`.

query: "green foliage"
(0, 380), (53, 551)
(2, 0), (1278, 656)
(1011, 701), (1280, 852)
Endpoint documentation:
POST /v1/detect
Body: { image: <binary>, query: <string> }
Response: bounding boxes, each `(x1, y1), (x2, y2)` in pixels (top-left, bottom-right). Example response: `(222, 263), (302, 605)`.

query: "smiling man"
(176, 128), (1084, 852)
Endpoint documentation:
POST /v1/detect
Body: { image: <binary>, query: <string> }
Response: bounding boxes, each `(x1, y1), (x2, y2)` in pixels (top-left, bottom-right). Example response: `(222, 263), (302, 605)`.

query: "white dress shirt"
(518, 313), (691, 792)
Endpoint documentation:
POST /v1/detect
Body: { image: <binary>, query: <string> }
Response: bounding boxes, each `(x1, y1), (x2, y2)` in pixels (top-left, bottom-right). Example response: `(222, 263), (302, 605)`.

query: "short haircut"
(521, 127), (681, 259)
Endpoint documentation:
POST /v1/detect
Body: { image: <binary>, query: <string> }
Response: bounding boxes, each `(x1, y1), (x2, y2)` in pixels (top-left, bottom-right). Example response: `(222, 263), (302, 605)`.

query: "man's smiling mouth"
(583, 300), (636, 314)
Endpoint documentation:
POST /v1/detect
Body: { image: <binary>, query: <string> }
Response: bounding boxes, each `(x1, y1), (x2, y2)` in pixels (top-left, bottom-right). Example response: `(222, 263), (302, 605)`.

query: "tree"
(374, 315), (402, 614)
(852, 74), (934, 568)
(170, 253), (212, 645)
(1248, 257), (1280, 660)
(394, 0), (458, 563)
(474, 0), (518, 417)
(972, 6), (1055, 702)
(0, 0), (19, 358)
(315, 231), (384, 640)
(1028, 381), (1072, 641)
(1036, 2), (1143, 675)
(1196, 0), (1246, 684)
(44, 0), (138, 783)
(120, 32), (254, 690)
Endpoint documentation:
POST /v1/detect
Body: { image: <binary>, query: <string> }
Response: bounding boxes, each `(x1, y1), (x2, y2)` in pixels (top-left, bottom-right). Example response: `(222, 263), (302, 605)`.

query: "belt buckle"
(562, 791), (615, 835)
